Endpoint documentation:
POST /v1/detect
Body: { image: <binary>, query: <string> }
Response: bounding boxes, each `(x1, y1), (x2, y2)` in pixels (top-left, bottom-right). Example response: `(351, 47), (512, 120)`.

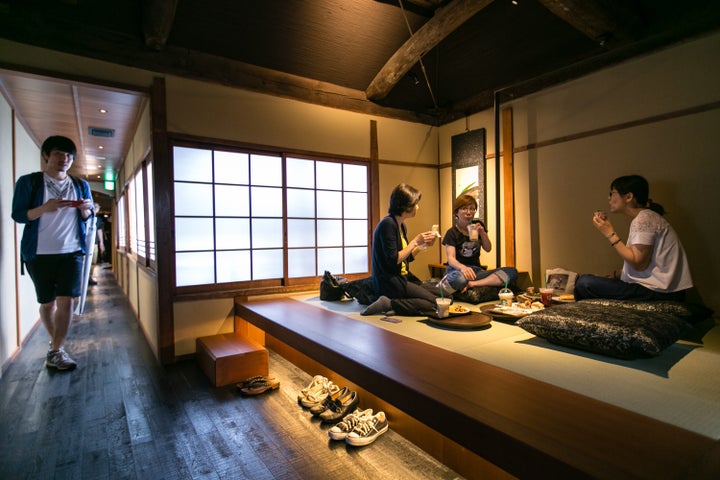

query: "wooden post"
(502, 108), (515, 267)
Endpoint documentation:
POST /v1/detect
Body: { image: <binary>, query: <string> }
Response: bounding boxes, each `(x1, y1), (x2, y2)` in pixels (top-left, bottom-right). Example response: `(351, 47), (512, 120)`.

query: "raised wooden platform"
(235, 297), (719, 480)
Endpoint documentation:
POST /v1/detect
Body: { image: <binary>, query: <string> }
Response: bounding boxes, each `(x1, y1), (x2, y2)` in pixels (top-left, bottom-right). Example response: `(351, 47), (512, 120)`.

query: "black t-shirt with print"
(441, 221), (487, 268)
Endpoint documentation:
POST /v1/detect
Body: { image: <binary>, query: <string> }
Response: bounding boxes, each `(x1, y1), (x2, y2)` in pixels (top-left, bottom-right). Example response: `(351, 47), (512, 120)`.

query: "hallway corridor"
(0, 267), (463, 479)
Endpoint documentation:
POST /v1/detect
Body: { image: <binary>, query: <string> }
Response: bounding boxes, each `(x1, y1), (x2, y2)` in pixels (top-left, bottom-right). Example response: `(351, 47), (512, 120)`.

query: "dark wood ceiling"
(1, 0), (719, 146)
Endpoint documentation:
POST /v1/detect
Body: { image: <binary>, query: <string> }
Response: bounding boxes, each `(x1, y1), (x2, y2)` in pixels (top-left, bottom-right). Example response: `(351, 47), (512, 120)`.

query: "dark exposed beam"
(537, 0), (641, 46)
(142, 0), (179, 51)
(366, 0), (494, 101)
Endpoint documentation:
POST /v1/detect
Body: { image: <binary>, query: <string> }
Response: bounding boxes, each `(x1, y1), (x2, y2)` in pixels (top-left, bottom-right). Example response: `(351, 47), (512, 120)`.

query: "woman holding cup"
(361, 183), (440, 316)
(440, 194), (517, 295)
(574, 175), (693, 301)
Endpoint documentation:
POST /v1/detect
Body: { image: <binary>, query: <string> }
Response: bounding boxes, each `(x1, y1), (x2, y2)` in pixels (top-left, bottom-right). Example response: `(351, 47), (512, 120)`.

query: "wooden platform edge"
(235, 296), (719, 480)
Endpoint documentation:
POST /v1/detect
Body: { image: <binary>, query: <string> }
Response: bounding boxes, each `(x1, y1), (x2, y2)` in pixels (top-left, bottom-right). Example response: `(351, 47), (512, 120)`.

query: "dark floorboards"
(0, 267), (463, 480)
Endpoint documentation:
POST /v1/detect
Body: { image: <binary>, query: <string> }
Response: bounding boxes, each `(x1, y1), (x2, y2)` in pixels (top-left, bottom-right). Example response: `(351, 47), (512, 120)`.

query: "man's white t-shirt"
(36, 174), (83, 255)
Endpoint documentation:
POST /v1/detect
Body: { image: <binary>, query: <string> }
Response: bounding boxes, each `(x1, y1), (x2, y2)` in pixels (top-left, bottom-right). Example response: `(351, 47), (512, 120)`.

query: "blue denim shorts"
(25, 252), (84, 304)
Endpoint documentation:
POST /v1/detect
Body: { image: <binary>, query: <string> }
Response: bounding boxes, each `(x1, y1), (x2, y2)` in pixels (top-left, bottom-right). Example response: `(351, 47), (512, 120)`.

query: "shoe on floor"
(46, 348), (77, 371)
(328, 408), (373, 441)
(320, 389), (359, 423)
(297, 375), (328, 404)
(310, 386), (348, 416)
(238, 377), (279, 396)
(345, 411), (389, 446)
(300, 381), (339, 409)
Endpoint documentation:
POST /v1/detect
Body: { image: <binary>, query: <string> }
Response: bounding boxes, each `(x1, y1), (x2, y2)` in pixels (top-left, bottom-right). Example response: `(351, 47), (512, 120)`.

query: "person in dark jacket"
(12, 135), (94, 370)
(362, 183), (438, 316)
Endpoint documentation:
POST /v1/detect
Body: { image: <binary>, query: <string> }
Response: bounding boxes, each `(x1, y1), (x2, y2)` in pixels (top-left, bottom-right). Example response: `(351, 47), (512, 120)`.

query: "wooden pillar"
(150, 76), (175, 365)
(502, 108), (515, 267)
(370, 120), (380, 267)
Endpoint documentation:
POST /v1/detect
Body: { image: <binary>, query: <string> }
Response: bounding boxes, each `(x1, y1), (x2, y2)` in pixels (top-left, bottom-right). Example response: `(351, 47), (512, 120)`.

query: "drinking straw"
(504, 278), (509, 290)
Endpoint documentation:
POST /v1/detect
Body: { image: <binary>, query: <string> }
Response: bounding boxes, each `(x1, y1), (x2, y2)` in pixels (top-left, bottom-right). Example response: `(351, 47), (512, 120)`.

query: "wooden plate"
(427, 312), (492, 330)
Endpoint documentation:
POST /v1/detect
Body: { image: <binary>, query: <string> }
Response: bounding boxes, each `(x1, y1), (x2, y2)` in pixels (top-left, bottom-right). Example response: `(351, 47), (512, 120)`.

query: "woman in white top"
(574, 175), (693, 301)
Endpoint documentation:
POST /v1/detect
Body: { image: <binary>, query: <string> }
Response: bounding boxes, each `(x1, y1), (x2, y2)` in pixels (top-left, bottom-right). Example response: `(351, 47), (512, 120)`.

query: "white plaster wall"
(13, 125), (42, 341)
(0, 94), (17, 371)
(173, 298), (235, 356)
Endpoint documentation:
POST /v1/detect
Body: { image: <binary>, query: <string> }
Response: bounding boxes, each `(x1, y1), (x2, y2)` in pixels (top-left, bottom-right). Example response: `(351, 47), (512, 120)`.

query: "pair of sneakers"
(328, 408), (389, 446)
(46, 347), (77, 371)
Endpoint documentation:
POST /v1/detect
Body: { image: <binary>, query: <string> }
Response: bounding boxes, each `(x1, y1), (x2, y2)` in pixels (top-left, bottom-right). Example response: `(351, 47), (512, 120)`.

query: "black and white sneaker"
(345, 411), (388, 446)
(328, 408), (373, 441)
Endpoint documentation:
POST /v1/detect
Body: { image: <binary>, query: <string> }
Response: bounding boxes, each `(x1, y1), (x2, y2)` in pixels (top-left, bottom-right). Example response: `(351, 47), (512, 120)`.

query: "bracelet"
(606, 231), (616, 239)
(610, 239), (621, 247)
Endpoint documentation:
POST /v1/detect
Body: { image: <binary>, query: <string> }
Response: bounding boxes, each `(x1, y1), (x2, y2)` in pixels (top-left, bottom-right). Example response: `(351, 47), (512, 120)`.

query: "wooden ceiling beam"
(366, 0), (494, 101)
(537, 0), (641, 46)
(142, 0), (179, 51)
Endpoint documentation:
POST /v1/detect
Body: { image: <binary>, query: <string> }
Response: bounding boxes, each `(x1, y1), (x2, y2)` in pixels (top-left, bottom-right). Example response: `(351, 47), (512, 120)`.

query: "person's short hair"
(452, 194), (478, 216)
(388, 183), (422, 215)
(41, 136), (77, 159)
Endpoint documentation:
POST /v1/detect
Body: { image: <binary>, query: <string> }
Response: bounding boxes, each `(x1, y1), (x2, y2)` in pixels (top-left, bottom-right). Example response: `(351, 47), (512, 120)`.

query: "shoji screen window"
(172, 145), (369, 289)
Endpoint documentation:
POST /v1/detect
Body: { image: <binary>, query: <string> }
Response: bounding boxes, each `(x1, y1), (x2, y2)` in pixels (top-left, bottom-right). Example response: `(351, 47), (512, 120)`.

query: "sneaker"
(345, 411), (389, 446)
(297, 375), (328, 404)
(46, 348), (77, 371)
(319, 389), (359, 423)
(310, 386), (348, 416)
(301, 381), (339, 409)
(328, 408), (373, 441)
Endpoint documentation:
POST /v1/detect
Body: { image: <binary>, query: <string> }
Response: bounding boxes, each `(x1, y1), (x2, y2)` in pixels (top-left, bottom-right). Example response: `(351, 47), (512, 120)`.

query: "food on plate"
(558, 293), (575, 301)
(448, 304), (469, 314)
(531, 301), (545, 310)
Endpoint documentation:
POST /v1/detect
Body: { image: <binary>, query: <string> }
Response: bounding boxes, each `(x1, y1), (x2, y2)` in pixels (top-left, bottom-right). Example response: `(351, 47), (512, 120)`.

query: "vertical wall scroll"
(451, 128), (486, 221)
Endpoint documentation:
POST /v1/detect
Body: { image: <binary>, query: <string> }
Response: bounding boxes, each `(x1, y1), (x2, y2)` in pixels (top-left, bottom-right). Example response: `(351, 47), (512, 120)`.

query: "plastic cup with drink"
(539, 287), (554, 307)
(436, 297), (452, 318)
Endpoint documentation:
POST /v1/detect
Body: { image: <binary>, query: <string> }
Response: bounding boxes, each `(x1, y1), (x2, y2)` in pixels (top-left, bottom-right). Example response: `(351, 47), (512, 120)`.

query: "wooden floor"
(0, 267), (464, 480)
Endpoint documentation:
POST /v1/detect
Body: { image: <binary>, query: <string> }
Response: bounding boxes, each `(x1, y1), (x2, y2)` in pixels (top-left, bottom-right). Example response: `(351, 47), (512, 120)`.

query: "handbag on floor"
(320, 270), (351, 301)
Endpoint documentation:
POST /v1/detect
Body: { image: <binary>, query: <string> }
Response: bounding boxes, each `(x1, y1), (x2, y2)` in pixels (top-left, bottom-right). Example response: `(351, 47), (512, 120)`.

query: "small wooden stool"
(196, 333), (268, 387)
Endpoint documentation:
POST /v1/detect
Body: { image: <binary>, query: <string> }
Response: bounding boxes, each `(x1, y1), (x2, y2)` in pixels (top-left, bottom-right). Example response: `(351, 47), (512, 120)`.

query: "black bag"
(319, 270), (350, 301)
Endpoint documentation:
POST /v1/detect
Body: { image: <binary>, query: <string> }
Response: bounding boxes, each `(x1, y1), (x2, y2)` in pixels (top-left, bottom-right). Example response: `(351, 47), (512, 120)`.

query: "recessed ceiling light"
(98, 145), (104, 149)
(99, 108), (108, 114)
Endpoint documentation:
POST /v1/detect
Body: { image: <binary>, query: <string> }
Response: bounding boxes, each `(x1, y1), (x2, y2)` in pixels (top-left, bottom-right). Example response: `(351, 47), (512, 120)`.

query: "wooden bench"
(235, 297), (719, 480)
(196, 333), (268, 387)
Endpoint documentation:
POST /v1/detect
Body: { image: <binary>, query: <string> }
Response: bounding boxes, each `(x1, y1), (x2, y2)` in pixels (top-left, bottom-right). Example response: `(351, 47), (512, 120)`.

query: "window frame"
(169, 137), (372, 294)
(116, 156), (156, 271)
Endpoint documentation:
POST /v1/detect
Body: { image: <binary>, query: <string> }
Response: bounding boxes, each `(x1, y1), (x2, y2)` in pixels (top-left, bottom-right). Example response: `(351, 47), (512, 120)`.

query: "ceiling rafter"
(142, 0), (179, 51)
(366, 0), (494, 101)
(537, 0), (642, 46)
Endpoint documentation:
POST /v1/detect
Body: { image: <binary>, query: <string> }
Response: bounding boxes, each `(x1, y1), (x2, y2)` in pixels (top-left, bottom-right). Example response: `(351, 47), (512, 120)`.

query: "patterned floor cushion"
(517, 300), (692, 359)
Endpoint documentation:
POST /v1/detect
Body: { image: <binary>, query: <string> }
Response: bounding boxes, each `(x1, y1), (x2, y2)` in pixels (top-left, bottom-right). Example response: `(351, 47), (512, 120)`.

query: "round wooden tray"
(427, 311), (492, 330)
